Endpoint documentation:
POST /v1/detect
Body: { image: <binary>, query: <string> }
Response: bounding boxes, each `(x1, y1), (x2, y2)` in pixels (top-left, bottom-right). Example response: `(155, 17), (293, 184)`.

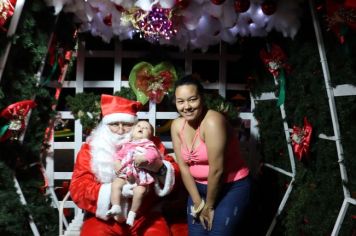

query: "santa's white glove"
(122, 183), (137, 198)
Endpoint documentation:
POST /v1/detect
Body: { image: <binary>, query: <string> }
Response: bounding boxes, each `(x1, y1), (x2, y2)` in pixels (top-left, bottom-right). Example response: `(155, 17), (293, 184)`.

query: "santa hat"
(101, 94), (142, 124)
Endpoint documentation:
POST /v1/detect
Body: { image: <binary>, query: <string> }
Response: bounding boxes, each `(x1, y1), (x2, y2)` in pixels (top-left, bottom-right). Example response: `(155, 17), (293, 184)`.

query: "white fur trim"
(102, 113), (138, 124)
(96, 183), (111, 220)
(154, 160), (175, 197)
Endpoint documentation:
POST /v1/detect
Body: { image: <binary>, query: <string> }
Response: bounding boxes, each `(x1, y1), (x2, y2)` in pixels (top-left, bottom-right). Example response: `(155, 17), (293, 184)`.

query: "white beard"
(89, 122), (131, 183)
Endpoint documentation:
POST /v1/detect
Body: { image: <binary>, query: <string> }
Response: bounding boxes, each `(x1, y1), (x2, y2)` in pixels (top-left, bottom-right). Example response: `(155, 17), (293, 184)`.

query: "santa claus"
(69, 94), (187, 235)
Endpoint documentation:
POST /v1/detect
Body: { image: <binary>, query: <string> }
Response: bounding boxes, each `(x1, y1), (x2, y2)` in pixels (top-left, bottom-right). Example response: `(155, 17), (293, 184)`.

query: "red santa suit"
(69, 95), (186, 236)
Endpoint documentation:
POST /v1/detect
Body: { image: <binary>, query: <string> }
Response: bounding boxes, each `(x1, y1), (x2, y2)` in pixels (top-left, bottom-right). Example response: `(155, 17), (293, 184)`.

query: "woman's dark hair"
(173, 75), (205, 98)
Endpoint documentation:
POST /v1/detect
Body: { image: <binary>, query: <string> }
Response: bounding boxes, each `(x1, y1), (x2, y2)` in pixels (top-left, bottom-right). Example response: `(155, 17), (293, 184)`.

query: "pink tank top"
(180, 121), (249, 184)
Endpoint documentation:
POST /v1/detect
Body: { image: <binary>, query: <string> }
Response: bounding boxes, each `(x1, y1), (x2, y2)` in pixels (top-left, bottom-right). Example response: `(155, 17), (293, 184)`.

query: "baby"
(106, 120), (162, 226)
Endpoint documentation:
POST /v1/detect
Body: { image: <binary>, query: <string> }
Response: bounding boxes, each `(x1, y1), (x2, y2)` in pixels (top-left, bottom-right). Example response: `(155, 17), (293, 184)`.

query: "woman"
(171, 75), (251, 235)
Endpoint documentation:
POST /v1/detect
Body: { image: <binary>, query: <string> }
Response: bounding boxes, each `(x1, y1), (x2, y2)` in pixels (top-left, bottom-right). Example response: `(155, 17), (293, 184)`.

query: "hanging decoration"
(290, 117), (313, 161)
(124, 6), (177, 41)
(129, 61), (177, 105)
(44, 0), (303, 51)
(326, 0), (356, 44)
(211, 0), (226, 6)
(175, 0), (190, 9)
(261, 0), (277, 16)
(0, 100), (36, 142)
(234, 0), (250, 13)
(0, 0), (16, 29)
(260, 43), (290, 106)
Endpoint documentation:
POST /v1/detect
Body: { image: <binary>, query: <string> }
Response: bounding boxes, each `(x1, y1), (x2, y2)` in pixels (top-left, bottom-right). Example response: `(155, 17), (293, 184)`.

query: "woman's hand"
(199, 205), (214, 231)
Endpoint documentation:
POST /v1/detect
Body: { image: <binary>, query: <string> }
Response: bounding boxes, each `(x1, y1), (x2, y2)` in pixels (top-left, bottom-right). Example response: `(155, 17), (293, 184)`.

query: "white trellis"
(249, 1), (356, 235)
(308, 0), (356, 234)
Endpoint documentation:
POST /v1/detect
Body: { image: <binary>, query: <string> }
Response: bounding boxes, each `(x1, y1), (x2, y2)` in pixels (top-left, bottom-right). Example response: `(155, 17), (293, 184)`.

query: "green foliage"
(0, 161), (30, 235)
(114, 87), (137, 101)
(0, 141), (57, 235)
(204, 93), (240, 122)
(0, 1), (78, 234)
(66, 93), (101, 133)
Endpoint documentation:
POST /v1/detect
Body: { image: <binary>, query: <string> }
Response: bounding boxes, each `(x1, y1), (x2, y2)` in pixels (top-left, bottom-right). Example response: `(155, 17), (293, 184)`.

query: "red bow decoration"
(260, 43), (291, 77)
(291, 117), (313, 161)
(326, 0), (356, 44)
(0, 100), (36, 142)
(0, 0), (16, 29)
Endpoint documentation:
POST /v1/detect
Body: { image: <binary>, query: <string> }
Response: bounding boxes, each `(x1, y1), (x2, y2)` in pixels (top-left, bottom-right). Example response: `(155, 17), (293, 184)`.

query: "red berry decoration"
(261, 0), (277, 16)
(234, 0), (250, 13)
(211, 0), (226, 5)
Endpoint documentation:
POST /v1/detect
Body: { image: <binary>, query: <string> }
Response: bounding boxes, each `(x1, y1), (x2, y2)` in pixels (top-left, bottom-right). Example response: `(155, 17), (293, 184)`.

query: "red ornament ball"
(261, 0), (277, 16)
(211, 0), (226, 5)
(175, 0), (190, 9)
(114, 4), (125, 12)
(234, 0), (250, 13)
(103, 14), (112, 26)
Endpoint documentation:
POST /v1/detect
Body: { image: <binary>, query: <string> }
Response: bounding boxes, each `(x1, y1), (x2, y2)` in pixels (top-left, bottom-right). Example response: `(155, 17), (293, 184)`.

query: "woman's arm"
(171, 118), (202, 207)
(200, 111), (226, 229)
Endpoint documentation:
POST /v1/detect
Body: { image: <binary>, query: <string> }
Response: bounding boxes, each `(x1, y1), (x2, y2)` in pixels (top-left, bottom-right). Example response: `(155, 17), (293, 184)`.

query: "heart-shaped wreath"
(129, 61), (177, 105)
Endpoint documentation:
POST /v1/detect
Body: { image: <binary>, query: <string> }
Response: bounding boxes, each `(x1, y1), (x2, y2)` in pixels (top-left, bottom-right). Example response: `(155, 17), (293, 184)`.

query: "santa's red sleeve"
(69, 143), (112, 220)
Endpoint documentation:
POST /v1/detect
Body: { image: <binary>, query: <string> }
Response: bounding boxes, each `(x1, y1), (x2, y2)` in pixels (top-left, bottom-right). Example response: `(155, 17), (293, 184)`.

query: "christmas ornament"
(103, 14), (112, 26)
(0, 0), (16, 28)
(234, 0), (250, 13)
(261, 0), (277, 16)
(291, 117), (313, 161)
(175, 0), (190, 9)
(129, 61), (177, 105)
(125, 6), (178, 42)
(260, 43), (290, 106)
(211, 0), (226, 5)
(0, 100), (36, 141)
(326, 0), (356, 44)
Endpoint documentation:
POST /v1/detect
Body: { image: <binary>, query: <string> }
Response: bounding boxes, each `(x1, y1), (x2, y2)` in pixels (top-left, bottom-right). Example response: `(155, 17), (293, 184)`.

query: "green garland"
(0, 1), (77, 235)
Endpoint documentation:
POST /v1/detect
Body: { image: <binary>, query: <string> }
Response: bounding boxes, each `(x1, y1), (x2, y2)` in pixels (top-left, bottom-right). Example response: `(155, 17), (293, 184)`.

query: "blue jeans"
(187, 176), (251, 236)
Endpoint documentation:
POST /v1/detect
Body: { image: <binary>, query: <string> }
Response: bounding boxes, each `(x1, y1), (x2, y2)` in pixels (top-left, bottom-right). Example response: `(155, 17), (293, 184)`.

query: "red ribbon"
(291, 117), (313, 161)
(259, 43), (290, 78)
(0, 100), (36, 141)
(0, 0), (16, 29)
